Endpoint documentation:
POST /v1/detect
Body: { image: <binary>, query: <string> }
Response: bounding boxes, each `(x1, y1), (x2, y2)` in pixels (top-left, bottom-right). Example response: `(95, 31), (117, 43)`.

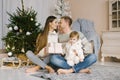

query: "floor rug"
(28, 64), (120, 80)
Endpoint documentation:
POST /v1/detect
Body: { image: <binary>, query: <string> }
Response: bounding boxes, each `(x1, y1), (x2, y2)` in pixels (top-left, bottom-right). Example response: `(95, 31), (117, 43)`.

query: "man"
(50, 16), (97, 74)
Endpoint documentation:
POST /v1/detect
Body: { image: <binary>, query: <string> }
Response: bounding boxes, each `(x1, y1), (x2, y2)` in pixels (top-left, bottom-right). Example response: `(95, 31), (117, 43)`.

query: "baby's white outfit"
(64, 40), (84, 66)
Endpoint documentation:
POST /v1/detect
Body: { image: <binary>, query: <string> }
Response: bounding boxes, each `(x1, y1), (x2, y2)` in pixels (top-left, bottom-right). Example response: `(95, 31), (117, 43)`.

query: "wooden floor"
(0, 61), (120, 80)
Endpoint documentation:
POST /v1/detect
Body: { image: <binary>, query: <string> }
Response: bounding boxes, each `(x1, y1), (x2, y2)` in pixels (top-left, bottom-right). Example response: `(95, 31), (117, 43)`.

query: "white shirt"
(48, 31), (58, 43)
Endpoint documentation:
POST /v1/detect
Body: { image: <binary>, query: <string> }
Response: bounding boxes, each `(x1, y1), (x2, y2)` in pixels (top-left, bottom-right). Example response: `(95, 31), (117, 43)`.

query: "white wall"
(0, 0), (57, 49)
(69, 0), (109, 35)
(0, 0), (3, 49)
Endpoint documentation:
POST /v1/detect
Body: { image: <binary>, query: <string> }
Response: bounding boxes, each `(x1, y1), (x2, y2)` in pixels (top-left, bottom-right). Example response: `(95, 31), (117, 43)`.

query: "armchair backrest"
(72, 18), (95, 31)
(71, 18), (96, 40)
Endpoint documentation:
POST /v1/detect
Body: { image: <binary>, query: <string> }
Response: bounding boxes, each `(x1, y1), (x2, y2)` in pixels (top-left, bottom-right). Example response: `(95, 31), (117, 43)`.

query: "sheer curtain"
(0, 0), (56, 49)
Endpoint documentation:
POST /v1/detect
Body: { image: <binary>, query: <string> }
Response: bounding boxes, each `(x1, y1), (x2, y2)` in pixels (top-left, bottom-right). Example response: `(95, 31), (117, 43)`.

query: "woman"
(26, 16), (58, 73)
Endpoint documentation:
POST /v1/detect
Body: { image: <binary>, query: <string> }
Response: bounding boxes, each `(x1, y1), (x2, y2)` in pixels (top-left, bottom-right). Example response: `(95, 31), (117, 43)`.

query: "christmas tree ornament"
(26, 31), (31, 35)
(19, 29), (22, 33)
(30, 18), (34, 21)
(8, 52), (13, 56)
(14, 26), (19, 30)
(35, 23), (39, 26)
(8, 27), (13, 31)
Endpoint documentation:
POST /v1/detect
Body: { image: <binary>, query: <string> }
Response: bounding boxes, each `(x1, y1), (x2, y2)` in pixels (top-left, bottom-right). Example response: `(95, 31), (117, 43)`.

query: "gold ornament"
(19, 29), (22, 33)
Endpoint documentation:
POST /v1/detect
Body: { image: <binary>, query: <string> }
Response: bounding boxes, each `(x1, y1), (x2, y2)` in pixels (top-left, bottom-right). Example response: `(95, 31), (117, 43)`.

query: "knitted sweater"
(64, 40), (84, 66)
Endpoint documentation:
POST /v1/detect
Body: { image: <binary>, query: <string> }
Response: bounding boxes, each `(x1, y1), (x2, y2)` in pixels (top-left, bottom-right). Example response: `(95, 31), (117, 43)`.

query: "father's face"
(59, 18), (67, 29)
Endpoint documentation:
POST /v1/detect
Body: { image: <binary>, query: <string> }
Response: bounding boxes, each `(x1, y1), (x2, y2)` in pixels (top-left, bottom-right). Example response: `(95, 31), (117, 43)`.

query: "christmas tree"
(54, 0), (71, 19)
(2, 0), (42, 55)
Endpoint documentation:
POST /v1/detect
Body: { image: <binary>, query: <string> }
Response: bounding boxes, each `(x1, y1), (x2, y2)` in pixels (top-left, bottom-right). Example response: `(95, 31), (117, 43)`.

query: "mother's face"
(50, 19), (58, 30)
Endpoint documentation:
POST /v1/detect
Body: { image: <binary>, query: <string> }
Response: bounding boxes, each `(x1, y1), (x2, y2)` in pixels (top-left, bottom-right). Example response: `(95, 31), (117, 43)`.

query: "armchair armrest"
(83, 41), (94, 54)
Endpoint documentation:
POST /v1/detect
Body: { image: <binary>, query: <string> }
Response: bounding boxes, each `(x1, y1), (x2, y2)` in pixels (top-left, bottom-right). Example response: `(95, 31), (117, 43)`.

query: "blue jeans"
(50, 54), (97, 73)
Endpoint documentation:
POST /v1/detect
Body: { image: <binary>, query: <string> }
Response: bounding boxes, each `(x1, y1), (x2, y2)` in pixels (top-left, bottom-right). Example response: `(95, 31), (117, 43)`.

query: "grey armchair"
(71, 18), (101, 58)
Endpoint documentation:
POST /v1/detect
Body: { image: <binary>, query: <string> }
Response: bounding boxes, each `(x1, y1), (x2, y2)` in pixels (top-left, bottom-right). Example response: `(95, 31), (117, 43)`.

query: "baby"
(64, 31), (84, 66)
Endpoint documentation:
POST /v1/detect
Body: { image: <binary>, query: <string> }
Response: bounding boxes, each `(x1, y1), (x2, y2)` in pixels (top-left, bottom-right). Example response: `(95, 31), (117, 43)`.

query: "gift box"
(47, 43), (63, 54)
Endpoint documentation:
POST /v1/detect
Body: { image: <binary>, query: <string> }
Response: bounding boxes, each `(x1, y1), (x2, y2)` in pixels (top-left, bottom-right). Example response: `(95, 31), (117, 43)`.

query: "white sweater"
(38, 31), (58, 57)
(64, 40), (84, 66)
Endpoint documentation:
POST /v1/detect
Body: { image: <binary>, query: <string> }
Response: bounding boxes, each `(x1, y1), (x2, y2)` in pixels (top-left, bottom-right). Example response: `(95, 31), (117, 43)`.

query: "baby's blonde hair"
(69, 31), (79, 39)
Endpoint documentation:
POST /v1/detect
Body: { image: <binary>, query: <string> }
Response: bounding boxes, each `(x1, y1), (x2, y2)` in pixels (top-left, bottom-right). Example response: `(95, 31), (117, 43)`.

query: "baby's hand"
(73, 50), (78, 56)
(80, 58), (84, 62)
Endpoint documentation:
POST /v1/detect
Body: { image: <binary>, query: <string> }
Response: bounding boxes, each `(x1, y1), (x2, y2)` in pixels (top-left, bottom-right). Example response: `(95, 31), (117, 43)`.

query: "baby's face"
(69, 36), (78, 44)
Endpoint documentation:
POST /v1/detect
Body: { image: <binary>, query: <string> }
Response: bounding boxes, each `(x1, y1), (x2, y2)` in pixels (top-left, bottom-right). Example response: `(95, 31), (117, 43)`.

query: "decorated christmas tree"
(2, 0), (42, 55)
(54, 0), (71, 19)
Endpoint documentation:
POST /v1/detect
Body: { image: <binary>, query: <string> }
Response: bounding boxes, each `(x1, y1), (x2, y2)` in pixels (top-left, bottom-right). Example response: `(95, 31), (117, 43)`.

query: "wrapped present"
(47, 43), (63, 54)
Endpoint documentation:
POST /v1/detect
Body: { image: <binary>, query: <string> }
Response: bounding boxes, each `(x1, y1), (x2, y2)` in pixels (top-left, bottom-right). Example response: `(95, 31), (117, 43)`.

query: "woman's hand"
(61, 53), (65, 56)
(44, 47), (48, 56)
